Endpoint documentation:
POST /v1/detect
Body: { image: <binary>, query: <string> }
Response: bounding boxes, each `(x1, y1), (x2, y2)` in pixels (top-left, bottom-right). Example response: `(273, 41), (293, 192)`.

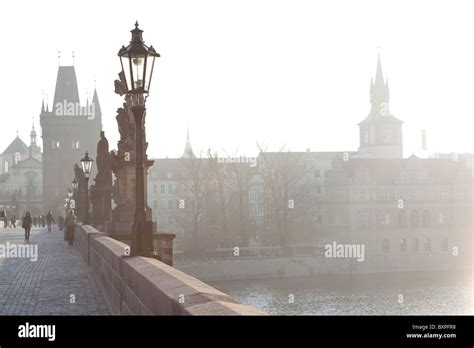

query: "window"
(4, 161), (8, 173)
(14, 152), (21, 164)
(153, 200), (158, 209)
(315, 169), (320, 178)
(160, 184), (165, 194)
(249, 191), (256, 200)
(438, 212), (446, 225)
(424, 238), (431, 252)
(400, 238), (407, 252)
(72, 141), (80, 149)
(380, 212), (390, 225)
(382, 239), (389, 253)
(168, 200), (173, 209)
(382, 130), (393, 144)
(249, 203), (256, 213)
(52, 140), (60, 149)
(257, 204), (263, 213)
(363, 130), (369, 144)
(411, 210), (419, 228)
(359, 191), (366, 200)
(168, 216), (173, 225)
(441, 237), (448, 252)
(168, 184), (173, 193)
(153, 184), (158, 194)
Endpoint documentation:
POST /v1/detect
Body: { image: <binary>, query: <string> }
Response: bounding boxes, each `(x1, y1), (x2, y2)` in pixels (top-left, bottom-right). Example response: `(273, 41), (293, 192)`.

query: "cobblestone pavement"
(0, 225), (109, 315)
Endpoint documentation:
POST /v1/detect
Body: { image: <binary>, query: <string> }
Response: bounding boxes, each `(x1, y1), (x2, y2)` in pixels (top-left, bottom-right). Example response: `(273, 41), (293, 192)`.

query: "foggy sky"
(1, 0), (474, 158)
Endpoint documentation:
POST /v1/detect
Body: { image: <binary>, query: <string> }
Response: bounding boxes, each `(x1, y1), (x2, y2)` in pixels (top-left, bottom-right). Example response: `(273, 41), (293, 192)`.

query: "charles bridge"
(0, 224), (263, 315)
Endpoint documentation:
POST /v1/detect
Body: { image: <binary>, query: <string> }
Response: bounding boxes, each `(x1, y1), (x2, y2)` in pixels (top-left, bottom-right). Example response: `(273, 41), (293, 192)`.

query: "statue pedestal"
(107, 159), (155, 241)
(155, 233), (176, 266)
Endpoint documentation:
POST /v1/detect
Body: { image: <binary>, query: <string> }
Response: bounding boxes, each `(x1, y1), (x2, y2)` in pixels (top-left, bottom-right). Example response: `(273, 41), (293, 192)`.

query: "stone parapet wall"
(74, 224), (264, 315)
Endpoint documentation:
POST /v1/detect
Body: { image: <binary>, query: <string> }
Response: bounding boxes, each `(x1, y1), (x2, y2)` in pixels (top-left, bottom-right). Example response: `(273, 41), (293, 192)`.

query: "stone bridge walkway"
(0, 225), (109, 315)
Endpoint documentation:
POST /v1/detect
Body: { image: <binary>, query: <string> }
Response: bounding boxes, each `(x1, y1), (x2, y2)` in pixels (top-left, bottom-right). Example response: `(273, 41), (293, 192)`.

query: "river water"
(210, 271), (474, 315)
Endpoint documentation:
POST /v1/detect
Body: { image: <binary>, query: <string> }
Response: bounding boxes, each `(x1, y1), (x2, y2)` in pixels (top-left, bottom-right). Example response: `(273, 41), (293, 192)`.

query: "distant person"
(46, 211), (54, 232)
(10, 216), (16, 228)
(41, 215), (46, 228)
(22, 211), (32, 243)
(58, 215), (64, 231)
(3, 215), (7, 229)
(65, 210), (76, 245)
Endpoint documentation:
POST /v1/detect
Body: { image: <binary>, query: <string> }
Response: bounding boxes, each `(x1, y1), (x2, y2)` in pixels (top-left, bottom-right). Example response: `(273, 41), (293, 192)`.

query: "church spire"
(358, 51), (403, 159)
(92, 87), (102, 117)
(31, 117), (36, 141)
(369, 51), (390, 116)
(182, 128), (196, 159)
(374, 52), (384, 87)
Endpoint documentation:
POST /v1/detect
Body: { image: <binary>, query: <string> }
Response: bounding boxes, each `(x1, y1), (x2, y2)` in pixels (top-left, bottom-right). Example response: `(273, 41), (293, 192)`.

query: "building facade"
(0, 126), (43, 218)
(40, 65), (102, 214)
(145, 54), (472, 271)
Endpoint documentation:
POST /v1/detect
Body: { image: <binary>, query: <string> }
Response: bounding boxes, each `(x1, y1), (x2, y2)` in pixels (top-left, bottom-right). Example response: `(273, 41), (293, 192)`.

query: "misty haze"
(0, 0), (472, 321)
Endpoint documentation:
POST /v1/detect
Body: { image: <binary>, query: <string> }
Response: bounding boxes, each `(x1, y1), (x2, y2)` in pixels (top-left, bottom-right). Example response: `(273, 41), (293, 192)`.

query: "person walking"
(10, 215), (16, 228)
(46, 211), (54, 232)
(22, 211), (32, 243)
(65, 210), (76, 245)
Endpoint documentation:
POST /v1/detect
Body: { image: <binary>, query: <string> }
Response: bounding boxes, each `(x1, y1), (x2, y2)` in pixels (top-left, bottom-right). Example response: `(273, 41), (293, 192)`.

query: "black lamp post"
(118, 21), (160, 255)
(81, 151), (94, 225)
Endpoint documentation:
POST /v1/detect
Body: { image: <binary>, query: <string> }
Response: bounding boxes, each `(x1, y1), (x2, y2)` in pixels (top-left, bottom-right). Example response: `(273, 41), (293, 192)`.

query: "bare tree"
(226, 151), (253, 247)
(257, 143), (305, 255)
(179, 151), (213, 256)
(208, 152), (232, 247)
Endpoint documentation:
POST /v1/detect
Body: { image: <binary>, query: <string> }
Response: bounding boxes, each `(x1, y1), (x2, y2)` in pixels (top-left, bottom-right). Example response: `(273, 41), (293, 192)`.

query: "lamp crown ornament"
(118, 21), (160, 98)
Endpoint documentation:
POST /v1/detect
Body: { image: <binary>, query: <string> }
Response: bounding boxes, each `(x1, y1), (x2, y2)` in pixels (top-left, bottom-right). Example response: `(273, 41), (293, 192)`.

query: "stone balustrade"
(74, 224), (264, 315)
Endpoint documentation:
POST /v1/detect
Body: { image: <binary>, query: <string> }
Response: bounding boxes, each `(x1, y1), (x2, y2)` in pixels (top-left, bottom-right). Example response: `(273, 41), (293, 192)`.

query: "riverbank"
(174, 252), (469, 282)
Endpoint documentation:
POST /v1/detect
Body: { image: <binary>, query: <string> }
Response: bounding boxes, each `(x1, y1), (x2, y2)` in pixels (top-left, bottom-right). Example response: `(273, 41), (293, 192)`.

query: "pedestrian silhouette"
(65, 210), (76, 245)
(22, 211), (32, 243)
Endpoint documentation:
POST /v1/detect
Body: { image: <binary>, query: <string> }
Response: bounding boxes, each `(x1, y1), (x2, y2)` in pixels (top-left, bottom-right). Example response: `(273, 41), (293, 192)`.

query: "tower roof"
(92, 88), (102, 116)
(2, 135), (29, 155)
(30, 117), (37, 138)
(182, 129), (196, 159)
(52, 66), (80, 110)
(359, 52), (402, 125)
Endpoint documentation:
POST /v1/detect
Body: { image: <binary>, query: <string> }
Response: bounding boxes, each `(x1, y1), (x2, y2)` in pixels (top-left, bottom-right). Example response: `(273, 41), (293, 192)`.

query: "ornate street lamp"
(118, 21), (160, 256)
(81, 151), (94, 225)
